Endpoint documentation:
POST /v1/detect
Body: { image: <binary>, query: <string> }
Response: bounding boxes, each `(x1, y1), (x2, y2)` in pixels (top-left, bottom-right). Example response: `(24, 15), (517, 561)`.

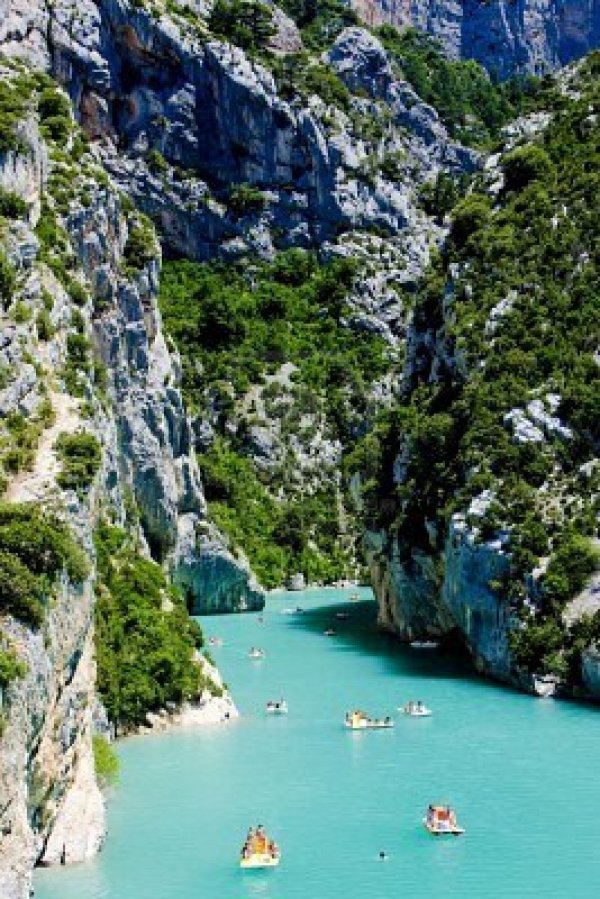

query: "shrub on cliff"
(0, 251), (17, 307)
(502, 145), (553, 192)
(55, 431), (102, 492)
(0, 503), (89, 626)
(209, 0), (275, 51)
(92, 734), (119, 788)
(0, 76), (28, 154)
(449, 194), (491, 248)
(0, 188), (29, 220)
(123, 215), (157, 271)
(0, 638), (27, 688)
(542, 536), (600, 610)
(227, 183), (267, 217)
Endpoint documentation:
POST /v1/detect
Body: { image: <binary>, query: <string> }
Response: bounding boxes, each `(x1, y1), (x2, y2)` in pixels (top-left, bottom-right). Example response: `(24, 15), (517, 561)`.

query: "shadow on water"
(288, 599), (514, 693)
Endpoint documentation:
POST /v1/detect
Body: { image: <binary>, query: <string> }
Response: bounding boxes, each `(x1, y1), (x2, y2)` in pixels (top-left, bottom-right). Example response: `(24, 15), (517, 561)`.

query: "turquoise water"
(35, 588), (600, 899)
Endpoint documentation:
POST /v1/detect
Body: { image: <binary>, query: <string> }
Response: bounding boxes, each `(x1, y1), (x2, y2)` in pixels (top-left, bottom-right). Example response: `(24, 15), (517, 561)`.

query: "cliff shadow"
(288, 599), (494, 687)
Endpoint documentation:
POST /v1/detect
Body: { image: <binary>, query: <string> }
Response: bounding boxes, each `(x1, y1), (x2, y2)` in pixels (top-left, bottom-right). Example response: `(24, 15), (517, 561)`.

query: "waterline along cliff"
(0, 0), (598, 895)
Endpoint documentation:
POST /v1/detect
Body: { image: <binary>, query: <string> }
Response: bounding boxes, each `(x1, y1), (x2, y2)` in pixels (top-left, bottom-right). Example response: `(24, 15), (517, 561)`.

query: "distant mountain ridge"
(348, 0), (600, 76)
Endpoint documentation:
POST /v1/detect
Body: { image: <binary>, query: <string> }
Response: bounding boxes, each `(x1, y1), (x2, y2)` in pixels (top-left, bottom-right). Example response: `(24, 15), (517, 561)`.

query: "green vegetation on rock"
(0, 637), (27, 688)
(94, 523), (207, 731)
(55, 431), (102, 492)
(0, 503), (89, 627)
(0, 187), (29, 219)
(159, 250), (390, 586)
(354, 58), (600, 682)
(92, 734), (119, 788)
(378, 26), (549, 147)
(209, 0), (275, 52)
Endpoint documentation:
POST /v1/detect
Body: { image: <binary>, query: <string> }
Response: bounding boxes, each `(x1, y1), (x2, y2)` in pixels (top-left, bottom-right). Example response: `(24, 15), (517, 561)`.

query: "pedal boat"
(266, 700), (288, 715)
(424, 806), (465, 836)
(345, 711), (394, 730)
(240, 829), (281, 868)
(401, 702), (432, 717)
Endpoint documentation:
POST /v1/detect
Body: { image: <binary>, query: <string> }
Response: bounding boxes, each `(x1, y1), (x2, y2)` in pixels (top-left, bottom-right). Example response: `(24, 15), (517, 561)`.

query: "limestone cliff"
(0, 60), (258, 899)
(348, 0), (600, 77)
(360, 59), (599, 698)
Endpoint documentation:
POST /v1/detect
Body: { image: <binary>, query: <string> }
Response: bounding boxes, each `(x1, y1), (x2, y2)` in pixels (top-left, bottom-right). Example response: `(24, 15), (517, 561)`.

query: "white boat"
(240, 852), (280, 869)
(324, 628), (337, 637)
(335, 612), (350, 620)
(208, 636), (223, 647)
(410, 640), (439, 650)
(280, 608), (296, 615)
(349, 592), (360, 601)
(401, 702), (432, 717)
(266, 700), (288, 715)
(248, 648), (265, 660)
(345, 711), (394, 730)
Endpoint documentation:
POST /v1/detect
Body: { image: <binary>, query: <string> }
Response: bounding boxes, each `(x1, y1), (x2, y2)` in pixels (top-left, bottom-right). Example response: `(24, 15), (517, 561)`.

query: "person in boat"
(255, 825), (267, 853)
(384, 716), (391, 725)
(379, 851), (388, 861)
(417, 700), (423, 711)
(427, 805), (434, 825)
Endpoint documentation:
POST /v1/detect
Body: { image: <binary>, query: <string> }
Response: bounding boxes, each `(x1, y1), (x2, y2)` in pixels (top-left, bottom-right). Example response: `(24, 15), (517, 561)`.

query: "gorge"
(0, 0), (598, 896)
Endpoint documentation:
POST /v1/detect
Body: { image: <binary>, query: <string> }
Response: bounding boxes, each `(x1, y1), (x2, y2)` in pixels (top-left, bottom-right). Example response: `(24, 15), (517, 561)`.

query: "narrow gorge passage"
(36, 589), (600, 899)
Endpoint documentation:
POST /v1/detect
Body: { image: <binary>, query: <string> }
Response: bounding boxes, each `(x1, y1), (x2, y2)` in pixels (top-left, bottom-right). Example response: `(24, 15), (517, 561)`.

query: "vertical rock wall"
(348, 0), (600, 77)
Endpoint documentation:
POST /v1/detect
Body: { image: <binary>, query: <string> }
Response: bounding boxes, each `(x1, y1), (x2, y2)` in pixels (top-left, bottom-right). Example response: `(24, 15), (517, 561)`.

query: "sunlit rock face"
(347, 0), (600, 77)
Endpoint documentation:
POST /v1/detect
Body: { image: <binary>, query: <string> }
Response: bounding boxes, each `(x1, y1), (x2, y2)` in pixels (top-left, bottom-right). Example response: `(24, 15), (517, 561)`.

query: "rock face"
(0, 592), (105, 898)
(0, 62), (261, 899)
(368, 518), (513, 681)
(66, 182), (264, 613)
(348, 0), (600, 77)
(363, 68), (599, 699)
(0, 4), (476, 262)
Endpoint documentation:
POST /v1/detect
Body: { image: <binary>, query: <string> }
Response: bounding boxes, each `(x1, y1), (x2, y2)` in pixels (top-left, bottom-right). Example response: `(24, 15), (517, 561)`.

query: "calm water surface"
(35, 588), (600, 898)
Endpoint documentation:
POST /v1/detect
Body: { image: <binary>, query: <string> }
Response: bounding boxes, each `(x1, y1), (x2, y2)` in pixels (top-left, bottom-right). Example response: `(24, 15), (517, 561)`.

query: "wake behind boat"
(240, 826), (281, 868)
(345, 710), (394, 730)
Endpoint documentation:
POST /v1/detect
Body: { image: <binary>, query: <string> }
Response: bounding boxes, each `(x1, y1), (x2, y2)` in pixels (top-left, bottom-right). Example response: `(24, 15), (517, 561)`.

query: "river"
(35, 588), (600, 898)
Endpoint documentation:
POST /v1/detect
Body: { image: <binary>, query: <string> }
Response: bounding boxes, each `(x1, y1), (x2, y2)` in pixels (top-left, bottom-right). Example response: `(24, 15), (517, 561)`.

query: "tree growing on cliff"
(209, 0), (275, 52)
